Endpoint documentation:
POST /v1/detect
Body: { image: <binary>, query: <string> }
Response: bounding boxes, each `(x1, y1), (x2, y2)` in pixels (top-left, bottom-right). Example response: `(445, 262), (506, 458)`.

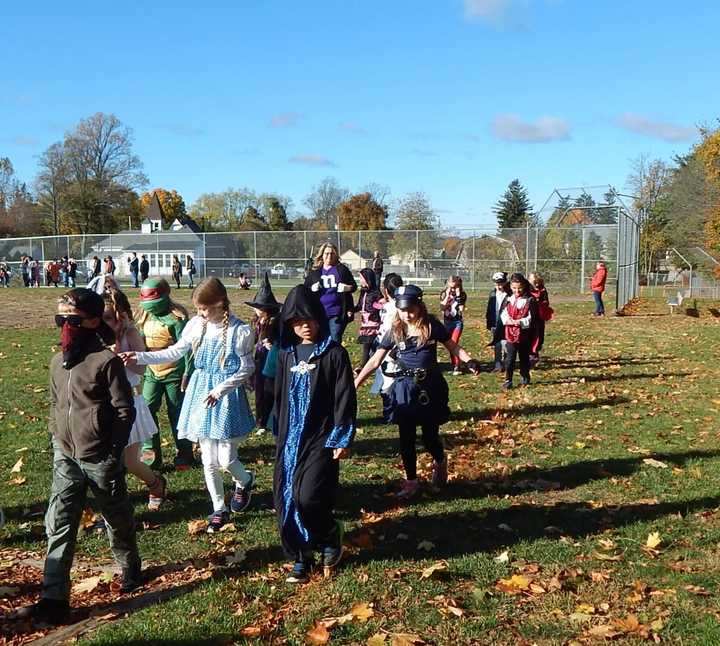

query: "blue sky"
(1, 0), (717, 228)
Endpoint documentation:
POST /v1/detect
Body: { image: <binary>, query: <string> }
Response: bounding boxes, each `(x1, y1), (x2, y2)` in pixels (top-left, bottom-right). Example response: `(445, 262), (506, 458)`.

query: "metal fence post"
(253, 231), (258, 279)
(415, 230), (420, 277)
(359, 230), (362, 262)
(471, 232), (476, 292)
(203, 233), (207, 278)
(533, 226), (539, 271)
(525, 222), (530, 274)
(580, 227), (586, 294)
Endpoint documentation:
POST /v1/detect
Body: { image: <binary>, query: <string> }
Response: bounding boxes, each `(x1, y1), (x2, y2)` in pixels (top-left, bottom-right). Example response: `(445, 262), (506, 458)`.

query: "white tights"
(198, 437), (251, 513)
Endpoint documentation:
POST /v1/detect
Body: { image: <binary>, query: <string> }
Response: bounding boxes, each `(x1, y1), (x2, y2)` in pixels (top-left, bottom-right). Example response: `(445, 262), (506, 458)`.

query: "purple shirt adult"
(319, 265), (344, 317)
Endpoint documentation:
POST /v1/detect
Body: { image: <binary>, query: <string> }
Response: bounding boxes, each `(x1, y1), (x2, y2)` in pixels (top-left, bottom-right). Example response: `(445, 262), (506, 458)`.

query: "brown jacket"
(49, 338), (135, 462)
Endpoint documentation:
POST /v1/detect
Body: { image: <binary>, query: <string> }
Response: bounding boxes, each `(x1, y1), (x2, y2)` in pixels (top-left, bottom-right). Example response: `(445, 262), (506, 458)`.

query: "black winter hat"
(245, 272), (281, 311)
(395, 284), (423, 310)
(63, 288), (105, 318)
(279, 284), (329, 347)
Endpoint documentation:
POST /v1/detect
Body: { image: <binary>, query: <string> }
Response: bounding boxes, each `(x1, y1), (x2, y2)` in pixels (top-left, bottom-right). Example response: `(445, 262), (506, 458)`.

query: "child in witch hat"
(273, 285), (357, 583)
(246, 272), (282, 433)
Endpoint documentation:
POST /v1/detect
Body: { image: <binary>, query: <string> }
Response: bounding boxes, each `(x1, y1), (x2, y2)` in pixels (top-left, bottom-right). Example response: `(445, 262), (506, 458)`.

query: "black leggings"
(398, 421), (444, 480)
(505, 340), (531, 383)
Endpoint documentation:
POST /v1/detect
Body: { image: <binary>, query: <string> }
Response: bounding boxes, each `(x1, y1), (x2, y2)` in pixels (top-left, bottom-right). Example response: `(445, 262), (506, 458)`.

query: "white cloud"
(289, 154), (335, 167)
(490, 114), (570, 142)
(271, 112), (302, 128)
(614, 113), (695, 142)
(339, 121), (367, 135)
(463, 0), (512, 20)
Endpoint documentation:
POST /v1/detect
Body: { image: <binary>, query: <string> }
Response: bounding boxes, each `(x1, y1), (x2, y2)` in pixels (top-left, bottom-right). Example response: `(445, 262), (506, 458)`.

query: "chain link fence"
(0, 225), (620, 296)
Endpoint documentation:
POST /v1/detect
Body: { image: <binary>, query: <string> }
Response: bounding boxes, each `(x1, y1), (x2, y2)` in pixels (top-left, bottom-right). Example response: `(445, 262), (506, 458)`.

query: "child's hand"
(204, 392), (220, 407)
(119, 352), (137, 367)
(333, 448), (350, 460)
(262, 338), (272, 350)
(181, 375), (189, 392)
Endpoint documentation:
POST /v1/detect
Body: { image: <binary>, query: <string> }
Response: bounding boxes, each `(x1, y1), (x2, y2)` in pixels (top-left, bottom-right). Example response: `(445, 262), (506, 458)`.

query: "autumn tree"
(35, 143), (69, 235)
(391, 192), (439, 266)
(139, 188), (187, 226)
(337, 192), (388, 230)
(0, 157), (42, 237)
(39, 112), (148, 234)
(303, 177), (349, 230)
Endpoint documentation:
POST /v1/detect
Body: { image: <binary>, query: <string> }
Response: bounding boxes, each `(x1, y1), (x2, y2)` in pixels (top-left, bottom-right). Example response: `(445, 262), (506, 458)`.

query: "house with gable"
(90, 192), (208, 278)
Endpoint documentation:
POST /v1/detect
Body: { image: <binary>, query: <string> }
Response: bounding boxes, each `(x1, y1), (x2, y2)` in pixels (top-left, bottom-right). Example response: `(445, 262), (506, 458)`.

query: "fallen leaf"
(391, 634), (425, 646)
(417, 540), (435, 552)
(306, 622), (331, 644)
(219, 522), (237, 533)
(643, 458), (669, 469)
(494, 550), (510, 563)
(9, 476), (26, 485)
(592, 550), (623, 562)
(10, 457), (23, 473)
(73, 575), (101, 594)
(187, 519), (208, 535)
(495, 574), (531, 594)
(420, 561), (447, 579)
(645, 531), (662, 550)
(684, 584), (711, 596)
(367, 634), (387, 646)
(587, 625), (622, 638)
(350, 602), (375, 621)
(240, 625), (264, 637)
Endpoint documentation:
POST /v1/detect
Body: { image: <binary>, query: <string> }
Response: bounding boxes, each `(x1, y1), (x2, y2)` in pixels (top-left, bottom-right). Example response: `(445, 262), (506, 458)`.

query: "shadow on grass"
(347, 493), (720, 563)
(537, 356), (672, 370)
(339, 449), (720, 516)
(539, 371), (692, 386)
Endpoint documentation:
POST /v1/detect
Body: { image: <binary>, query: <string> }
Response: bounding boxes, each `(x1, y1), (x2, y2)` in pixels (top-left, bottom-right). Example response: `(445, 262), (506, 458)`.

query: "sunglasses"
(55, 314), (85, 327)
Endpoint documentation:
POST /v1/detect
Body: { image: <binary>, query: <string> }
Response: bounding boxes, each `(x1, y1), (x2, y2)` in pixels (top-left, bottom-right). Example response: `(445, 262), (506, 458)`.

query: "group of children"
(18, 264), (552, 624)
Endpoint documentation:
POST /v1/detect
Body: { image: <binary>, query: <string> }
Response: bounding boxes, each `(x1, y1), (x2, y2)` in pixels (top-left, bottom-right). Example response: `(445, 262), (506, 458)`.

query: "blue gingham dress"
(177, 321), (255, 442)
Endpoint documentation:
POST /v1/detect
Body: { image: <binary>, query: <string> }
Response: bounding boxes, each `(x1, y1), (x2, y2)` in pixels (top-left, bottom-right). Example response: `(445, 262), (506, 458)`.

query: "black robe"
(272, 285), (357, 558)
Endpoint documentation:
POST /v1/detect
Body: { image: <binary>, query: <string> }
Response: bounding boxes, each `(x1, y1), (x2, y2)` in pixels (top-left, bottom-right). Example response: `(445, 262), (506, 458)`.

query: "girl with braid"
(102, 288), (168, 510)
(122, 278), (256, 533)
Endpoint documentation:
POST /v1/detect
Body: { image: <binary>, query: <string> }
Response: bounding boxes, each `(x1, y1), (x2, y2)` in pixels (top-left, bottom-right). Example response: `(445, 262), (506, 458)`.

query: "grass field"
(2, 286), (720, 645)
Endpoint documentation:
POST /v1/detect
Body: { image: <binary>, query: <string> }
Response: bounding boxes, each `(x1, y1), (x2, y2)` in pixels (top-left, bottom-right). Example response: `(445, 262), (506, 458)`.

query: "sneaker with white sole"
(230, 472), (255, 513)
(206, 510), (230, 534)
(286, 557), (314, 584)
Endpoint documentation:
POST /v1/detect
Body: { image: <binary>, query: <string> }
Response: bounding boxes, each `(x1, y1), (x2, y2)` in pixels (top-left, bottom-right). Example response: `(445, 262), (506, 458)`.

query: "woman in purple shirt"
(304, 242), (357, 343)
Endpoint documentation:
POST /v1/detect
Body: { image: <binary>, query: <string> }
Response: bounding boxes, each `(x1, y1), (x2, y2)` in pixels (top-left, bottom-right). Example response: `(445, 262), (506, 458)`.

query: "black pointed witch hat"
(245, 272), (281, 311)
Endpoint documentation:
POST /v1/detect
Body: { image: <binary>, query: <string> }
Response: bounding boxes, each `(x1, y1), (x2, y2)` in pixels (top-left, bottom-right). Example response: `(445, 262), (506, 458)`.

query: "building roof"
(145, 192), (165, 222)
(93, 225), (203, 253)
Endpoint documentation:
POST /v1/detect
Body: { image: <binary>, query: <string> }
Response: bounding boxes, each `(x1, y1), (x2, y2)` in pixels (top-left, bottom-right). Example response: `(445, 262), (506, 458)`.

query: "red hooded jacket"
(591, 265), (607, 292)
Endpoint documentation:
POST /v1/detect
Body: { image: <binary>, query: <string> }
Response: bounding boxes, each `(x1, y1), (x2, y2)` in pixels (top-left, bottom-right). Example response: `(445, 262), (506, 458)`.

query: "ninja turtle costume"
(138, 278), (194, 470)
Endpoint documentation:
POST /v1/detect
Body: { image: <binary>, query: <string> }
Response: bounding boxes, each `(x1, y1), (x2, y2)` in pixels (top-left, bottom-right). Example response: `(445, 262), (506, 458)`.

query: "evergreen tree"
(494, 179), (534, 230)
(239, 205), (267, 231)
(266, 197), (293, 231)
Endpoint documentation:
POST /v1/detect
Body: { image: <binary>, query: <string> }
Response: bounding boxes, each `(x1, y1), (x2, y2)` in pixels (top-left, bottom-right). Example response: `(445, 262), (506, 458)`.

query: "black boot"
(12, 597), (71, 625)
(120, 560), (143, 593)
